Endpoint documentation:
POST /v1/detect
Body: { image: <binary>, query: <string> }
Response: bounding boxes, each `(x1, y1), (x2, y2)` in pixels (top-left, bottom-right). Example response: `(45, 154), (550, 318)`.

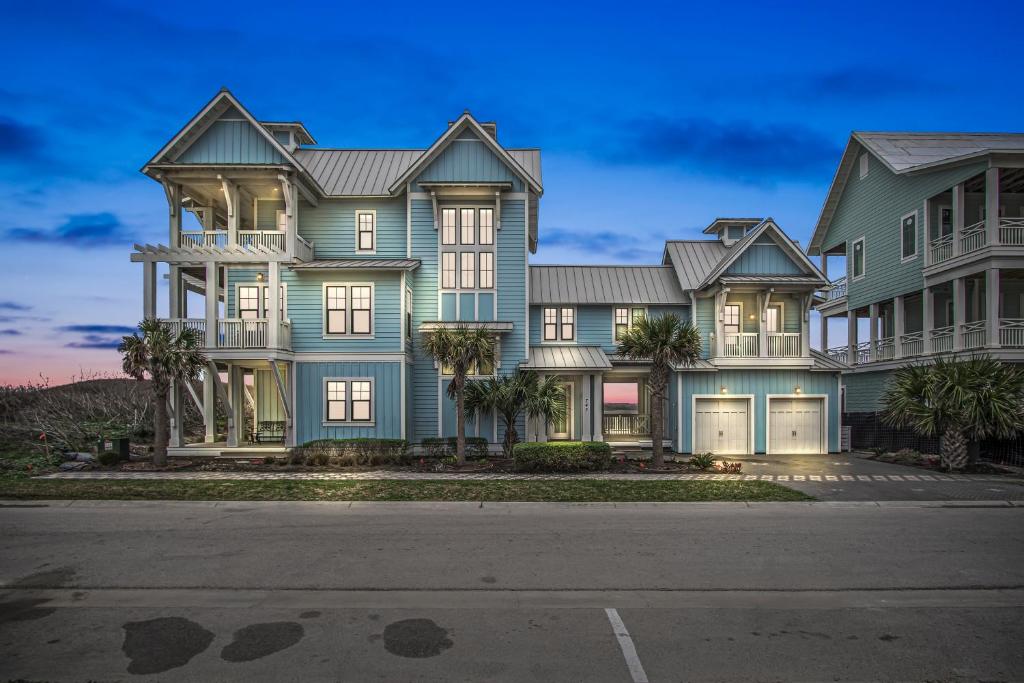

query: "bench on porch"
(250, 421), (285, 444)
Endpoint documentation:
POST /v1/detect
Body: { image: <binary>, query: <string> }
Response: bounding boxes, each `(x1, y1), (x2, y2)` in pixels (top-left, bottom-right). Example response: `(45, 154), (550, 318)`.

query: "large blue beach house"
(134, 89), (844, 457)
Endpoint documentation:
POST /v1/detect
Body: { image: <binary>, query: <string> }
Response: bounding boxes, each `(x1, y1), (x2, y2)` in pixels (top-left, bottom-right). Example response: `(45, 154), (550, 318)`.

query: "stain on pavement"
(122, 617), (214, 674)
(10, 566), (77, 588)
(299, 610), (321, 619)
(221, 621), (304, 662)
(0, 598), (57, 623)
(381, 618), (453, 658)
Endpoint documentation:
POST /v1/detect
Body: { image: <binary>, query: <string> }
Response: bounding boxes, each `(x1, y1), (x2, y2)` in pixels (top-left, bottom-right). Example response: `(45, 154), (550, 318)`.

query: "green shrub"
(292, 438), (408, 467)
(97, 450), (125, 467)
(420, 436), (490, 460)
(512, 441), (613, 473)
(688, 452), (715, 470)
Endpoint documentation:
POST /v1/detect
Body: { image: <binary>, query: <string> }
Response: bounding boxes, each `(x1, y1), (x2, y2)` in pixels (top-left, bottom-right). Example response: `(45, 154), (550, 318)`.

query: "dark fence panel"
(843, 412), (1023, 467)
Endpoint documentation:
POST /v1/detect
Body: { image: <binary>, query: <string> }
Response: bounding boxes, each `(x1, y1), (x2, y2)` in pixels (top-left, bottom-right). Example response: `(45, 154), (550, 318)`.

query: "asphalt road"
(2, 500), (1023, 681)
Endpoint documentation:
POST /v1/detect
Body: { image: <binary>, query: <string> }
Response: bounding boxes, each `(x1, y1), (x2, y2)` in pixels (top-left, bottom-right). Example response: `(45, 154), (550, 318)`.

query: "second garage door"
(768, 398), (824, 454)
(694, 398), (750, 454)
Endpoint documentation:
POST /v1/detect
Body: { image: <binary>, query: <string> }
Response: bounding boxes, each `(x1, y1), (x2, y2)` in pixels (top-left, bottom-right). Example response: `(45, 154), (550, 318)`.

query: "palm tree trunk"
(941, 427), (968, 471)
(649, 367), (666, 469)
(152, 380), (169, 467)
(503, 414), (518, 458)
(455, 376), (466, 466)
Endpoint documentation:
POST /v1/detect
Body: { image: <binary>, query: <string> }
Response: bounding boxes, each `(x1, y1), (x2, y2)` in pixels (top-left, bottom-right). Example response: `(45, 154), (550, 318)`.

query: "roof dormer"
(260, 122), (316, 152)
(702, 217), (763, 246)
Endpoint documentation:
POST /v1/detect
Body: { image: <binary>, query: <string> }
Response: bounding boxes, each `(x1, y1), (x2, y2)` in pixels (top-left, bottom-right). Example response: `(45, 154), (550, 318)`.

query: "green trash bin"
(96, 436), (130, 461)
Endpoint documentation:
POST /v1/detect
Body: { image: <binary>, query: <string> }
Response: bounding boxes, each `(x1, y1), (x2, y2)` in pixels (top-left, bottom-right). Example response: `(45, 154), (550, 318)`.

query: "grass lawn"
(0, 478), (813, 502)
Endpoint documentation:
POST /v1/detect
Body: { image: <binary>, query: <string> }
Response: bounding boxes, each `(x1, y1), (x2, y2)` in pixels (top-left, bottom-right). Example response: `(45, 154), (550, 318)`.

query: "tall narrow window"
(852, 238), (865, 279)
(460, 208), (475, 244)
(238, 286), (260, 319)
(406, 288), (413, 340)
(441, 208), (457, 245)
(350, 381), (372, 421)
(326, 381), (346, 421)
(479, 208), (494, 245)
(441, 252), (457, 289)
(460, 252), (475, 288)
(351, 286), (372, 334)
(723, 304), (741, 333)
(356, 211), (375, 252)
(901, 212), (917, 260)
(560, 308), (575, 340)
(478, 252), (494, 288)
(614, 307), (629, 341)
(631, 308), (645, 324)
(766, 305), (782, 333)
(325, 286), (347, 334)
(263, 286), (285, 318)
(543, 308), (558, 340)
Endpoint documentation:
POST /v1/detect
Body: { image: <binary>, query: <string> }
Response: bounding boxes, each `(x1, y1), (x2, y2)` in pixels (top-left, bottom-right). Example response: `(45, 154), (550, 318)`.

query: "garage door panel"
(769, 398), (824, 454)
(694, 398), (749, 455)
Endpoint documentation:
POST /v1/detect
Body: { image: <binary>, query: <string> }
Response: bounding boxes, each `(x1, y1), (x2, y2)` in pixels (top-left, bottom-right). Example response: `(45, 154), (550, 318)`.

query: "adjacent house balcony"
(160, 318), (292, 351)
(603, 414), (650, 438)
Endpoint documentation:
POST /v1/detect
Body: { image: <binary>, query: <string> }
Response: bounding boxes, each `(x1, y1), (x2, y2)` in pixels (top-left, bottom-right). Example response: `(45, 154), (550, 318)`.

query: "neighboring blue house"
(135, 89), (844, 457)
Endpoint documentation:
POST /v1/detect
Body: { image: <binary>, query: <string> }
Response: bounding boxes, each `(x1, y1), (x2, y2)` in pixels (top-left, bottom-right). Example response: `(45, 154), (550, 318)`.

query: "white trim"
(676, 372), (683, 452)
(690, 394), (755, 455)
(765, 394), (828, 455)
(850, 236), (866, 280)
(322, 281), (375, 339)
(900, 210), (918, 263)
(292, 352), (405, 361)
(322, 376), (376, 427)
(355, 209), (377, 254)
(858, 153), (869, 179)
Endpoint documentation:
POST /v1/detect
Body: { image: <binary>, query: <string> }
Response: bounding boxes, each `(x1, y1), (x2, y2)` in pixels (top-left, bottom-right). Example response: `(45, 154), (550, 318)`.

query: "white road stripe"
(605, 608), (649, 683)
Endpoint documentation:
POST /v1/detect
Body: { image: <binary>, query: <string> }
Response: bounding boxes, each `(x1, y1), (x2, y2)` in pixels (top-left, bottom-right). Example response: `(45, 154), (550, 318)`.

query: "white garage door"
(694, 398), (750, 454)
(769, 398), (824, 454)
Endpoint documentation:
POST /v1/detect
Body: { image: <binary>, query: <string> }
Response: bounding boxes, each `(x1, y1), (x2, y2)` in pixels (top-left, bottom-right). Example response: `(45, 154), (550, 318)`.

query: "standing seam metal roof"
(661, 241), (729, 291)
(521, 345), (612, 370)
(855, 132), (1024, 173)
(529, 265), (687, 304)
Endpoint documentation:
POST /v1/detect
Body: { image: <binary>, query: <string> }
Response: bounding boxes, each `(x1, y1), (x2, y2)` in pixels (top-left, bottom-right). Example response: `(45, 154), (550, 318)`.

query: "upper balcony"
(160, 318), (292, 353)
(710, 331), (804, 359)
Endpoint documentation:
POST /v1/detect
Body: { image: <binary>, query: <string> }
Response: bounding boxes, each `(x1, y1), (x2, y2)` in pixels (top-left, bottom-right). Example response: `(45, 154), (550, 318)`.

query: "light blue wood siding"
(413, 133), (524, 191)
(225, 267), (268, 316)
(842, 370), (894, 413)
(726, 240), (803, 275)
(255, 199), (285, 230)
(529, 304), (689, 352)
(410, 198), (440, 442)
(294, 361), (402, 442)
(255, 368), (286, 423)
(177, 119), (286, 164)
(681, 369), (841, 453)
(281, 270), (402, 352)
(298, 197), (406, 258)
(696, 297), (714, 359)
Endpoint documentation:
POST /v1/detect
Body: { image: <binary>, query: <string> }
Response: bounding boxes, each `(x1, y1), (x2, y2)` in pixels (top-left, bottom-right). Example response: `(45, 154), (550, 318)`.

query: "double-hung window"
(324, 378), (374, 424)
(441, 208), (457, 246)
(723, 304), (741, 334)
(356, 211), (375, 252)
(851, 238), (865, 279)
(543, 308), (558, 341)
(460, 252), (475, 288)
(238, 286), (261, 319)
(441, 252), (457, 289)
(613, 307), (645, 341)
(478, 252), (494, 289)
(324, 284), (373, 337)
(479, 209), (494, 245)
(351, 286), (372, 334)
(325, 285), (347, 334)
(900, 212), (917, 261)
(460, 208), (475, 244)
(439, 206), (496, 293)
(542, 307), (576, 341)
(560, 308), (575, 340)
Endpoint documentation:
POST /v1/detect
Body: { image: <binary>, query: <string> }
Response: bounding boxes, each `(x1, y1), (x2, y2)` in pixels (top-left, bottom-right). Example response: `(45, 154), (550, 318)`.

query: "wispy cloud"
(6, 212), (137, 247)
(0, 329), (22, 336)
(0, 116), (43, 160)
(0, 302), (31, 311)
(57, 324), (136, 335)
(57, 324), (133, 351)
(539, 227), (667, 263)
(0, 349), (14, 355)
(799, 67), (936, 99)
(65, 334), (123, 350)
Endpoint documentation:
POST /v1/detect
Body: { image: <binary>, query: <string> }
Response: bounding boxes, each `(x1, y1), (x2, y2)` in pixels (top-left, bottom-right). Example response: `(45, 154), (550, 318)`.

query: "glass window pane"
(441, 208), (456, 245)
(461, 252), (475, 288)
(352, 310), (371, 334)
(460, 208), (475, 244)
(442, 252), (457, 289)
(352, 402), (371, 421)
(544, 308), (557, 340)
(479, 209), (494, 244)
(479, 252), (493, 289)
(327, 310), (346, 334)
(239, 286), (260, 319)
(603, 382), (639, 414)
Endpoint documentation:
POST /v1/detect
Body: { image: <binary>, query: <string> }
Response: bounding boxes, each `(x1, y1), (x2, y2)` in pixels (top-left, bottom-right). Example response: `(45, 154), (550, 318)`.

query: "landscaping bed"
(861, 448), (1018, 475)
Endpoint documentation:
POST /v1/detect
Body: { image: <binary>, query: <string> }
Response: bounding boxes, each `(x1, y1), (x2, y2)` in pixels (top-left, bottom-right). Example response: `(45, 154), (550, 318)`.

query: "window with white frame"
(439, 206), (496, 292)
(441, 208), (457, 246)
(441, 252), (457, 289)
(323, 284), (373, 336)
(460, 208), (475, 245)
(441, 355), (494, 376)
(324, 378), (374, 424)
(613, 306), (645, 341)
(460, 252), (475, 288)
(238, 286), (261, 319)
(479, 208), (494, 245)
(900, 212), (917, 260)
(356, 211), (375, 252)
(851, 238), (865, 279)
(560, 307), (575, 340)
(723, 304), (741, 333)
(543, 308), (558, 341)
(262, 286), (286, 318)
(405, 288), (413, 340)
(478, 252), (494, 289)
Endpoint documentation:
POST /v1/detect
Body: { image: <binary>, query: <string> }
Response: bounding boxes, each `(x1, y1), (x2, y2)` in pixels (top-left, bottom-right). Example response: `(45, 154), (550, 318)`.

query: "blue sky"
(1, 0), (1020, 383)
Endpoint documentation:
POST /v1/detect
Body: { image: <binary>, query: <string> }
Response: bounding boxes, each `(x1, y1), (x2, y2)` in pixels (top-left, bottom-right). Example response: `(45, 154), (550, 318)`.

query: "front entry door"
(549, 383), (573, 440)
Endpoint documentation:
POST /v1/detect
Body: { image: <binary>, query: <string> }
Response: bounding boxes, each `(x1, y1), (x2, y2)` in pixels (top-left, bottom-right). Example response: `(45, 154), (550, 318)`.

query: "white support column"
(168, 266), (181, 319)
(922, 287), (934, 355)
(593, 373), (604, 442)
(205, 262), (218, 349)
(985, 167), (1000, 246)
(953, 277), (966, 351)
(169, 380), (185, 448)
(285, 362), (297, 447)
(714, 289), (727, 358)
(819, 312), (828, 352)
(143, 261), (156, 320)
(952, 182), (965, 257)
(267, 261), (281, 349)
(226, 364), (242, 448)
(676, 372), (683, 454)
(581, 374), (593, 442)
(893, 295), (905, 359)
(868, 303), (879, 361)
(801, 294), (812, 358)
(203, 369), (216, 442)
(821, 254), (828, 281)
(756, 292), (766, 358)
(987, 268), (1001, 348)
(220, 176), (239, 247)
(847, 310), (857, 365)
(167, 181), (182, 248)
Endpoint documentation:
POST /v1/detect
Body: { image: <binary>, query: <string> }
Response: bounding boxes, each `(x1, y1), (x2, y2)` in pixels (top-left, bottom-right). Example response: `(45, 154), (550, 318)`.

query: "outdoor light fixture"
(720, 385), (727, 394)
(748, 313), (756, 320)
(256, 273), (265, 282)
(794, 386), (802, 394)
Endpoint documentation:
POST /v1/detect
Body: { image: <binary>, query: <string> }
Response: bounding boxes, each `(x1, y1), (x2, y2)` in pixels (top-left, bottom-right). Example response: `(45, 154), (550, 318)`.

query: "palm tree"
(464, 371), (567, 456)
(421, 325), (496, 465)
(119, 319), (207, 466)
(883, 355), (1024, 471)
(616, 313), (701, 468)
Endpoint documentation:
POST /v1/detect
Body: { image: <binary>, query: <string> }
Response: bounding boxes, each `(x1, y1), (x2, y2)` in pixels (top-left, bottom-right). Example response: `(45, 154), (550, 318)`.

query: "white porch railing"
(999, 217), (1024, 246)
(766, 332), (801, 357)
(160, 318), (207, 346)
(854, 341), (871, 364)
(603, 414), (650, 437)
(178, 230), (290, 253)
(1000, 319), (1024, 348)
(959, 220), (986, 255)
(874, 336), (895, 362)
(900, 331), (924, 357)
(826, 346), (848, 362)
(960, 320), (987, 349)
(826, 277), (847, 301)
(722, 332), (759, 357)
(218, 319), (267, 349)
(930, 326), (954, 353)
(180, 230), (228, 248)
(237, 230), (286, 252)
(929, 234), (953, 264)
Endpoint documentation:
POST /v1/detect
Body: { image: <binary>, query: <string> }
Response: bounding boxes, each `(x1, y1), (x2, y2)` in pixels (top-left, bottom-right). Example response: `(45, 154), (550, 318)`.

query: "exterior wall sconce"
(720, 385), (727, 394)
(256, 272), (265, 282)
(794, 386), (802, 394)
(748, 313), (756, 320)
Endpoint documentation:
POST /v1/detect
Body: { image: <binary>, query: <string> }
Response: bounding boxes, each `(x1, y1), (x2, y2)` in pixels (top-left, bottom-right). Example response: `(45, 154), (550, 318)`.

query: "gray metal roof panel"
(522, 345), (612, 370)
(293, 149), (424, 196)
(662, 241), (729, 290)
(854, 132), (1024, 173)
(809, 349), (849, 371)
(529, 265), (688, 305)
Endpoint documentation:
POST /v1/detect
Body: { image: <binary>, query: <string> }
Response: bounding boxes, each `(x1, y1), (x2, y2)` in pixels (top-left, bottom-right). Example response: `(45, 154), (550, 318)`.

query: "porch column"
(985, 167), (1000, 246)
(819, 312), (828, 352)
(168, 266), (181, 319)
(593, 373), (604, 441)
(953, 277), (966, 351)
(676, 372), (683, 454)
(868, 303), (879, 361)
(922, 286), (934, 354)
(142, 261), (156, 320)
(756, 293), (766, 358)
(893, 295), (905, 359)
(167, 181), (182, 248)
(952, 182), (965, 258)
(169, 380), (184, 448)
(581, 374), (593, 441)
(987, 268), (1001, 348)
(203, 369), (216, 442)
(205, 261), (218, 348)
(800, 294), (811, 358)
(267, 261), (281, 349)
(226, 364), (242, 447)
(220, 177), (239, 247)
(847, 309), (857, 365)
(284, 362), (297, 447)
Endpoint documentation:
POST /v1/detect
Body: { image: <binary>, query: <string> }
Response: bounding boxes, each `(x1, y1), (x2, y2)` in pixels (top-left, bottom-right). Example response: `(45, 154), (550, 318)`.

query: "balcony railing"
(826, 346), (848, 362)
(766, 332), (801, 357)
(854, 341), (871, 364)
(722, 332), (759, 357)
(874, 336), (895, 362)
(603, 414), (650, 438)
(162, 318), (207, 346)
(178, 230), (289, 253)
(960, 321), (987, 350)
(1000, 319), (1024, 348)
(900, 331), (924, 357)
(959, 220), (986, 255)
(826, 277), (847, 301)
(238, 230), (286, 251)
(999, 217), (1024, 245)
(159, 318), (290, 350)
(929, 234), (953, 264)
(180, 230), (228, 249)
(930, 326), (954, 353)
